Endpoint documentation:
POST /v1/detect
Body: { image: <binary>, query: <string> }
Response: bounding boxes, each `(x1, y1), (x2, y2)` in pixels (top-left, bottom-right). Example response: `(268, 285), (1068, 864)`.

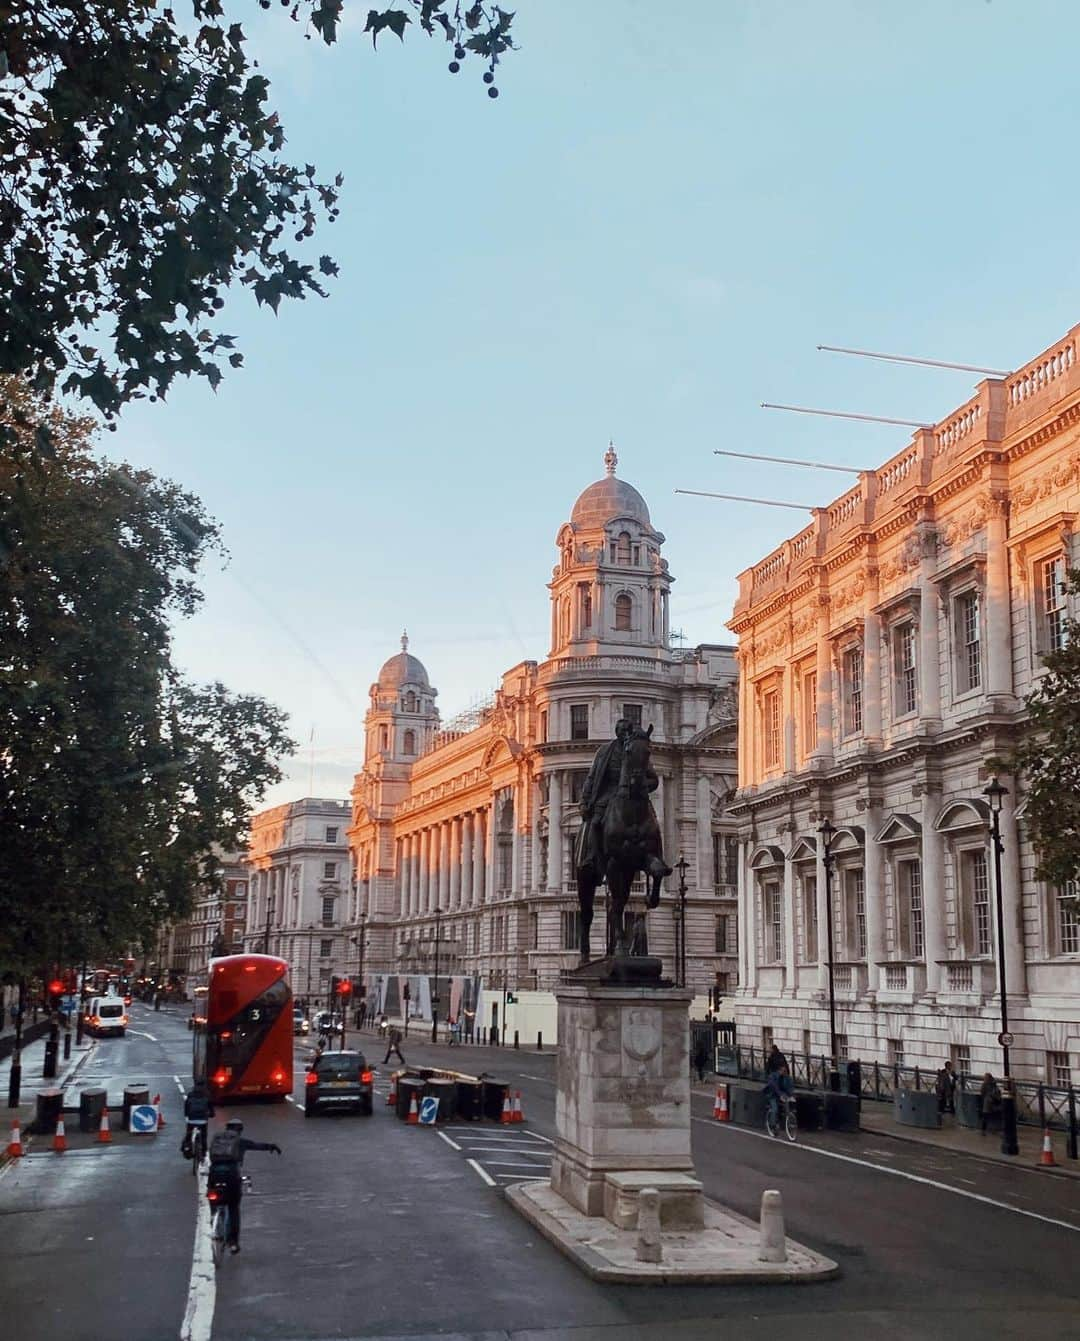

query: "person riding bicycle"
(206, 1118), (281, 1254)
(181, 1081), (215, 1158)
(764, 1062), (794, 1128)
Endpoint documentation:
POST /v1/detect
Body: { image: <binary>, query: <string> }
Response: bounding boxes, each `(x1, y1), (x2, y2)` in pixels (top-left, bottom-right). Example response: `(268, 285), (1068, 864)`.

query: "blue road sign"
(418, 1096), (439, 1125)
(129, 1104), (159, 1134)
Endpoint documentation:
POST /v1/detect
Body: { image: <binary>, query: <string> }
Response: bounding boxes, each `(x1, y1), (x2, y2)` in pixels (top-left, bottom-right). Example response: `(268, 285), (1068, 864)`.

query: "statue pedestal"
(550, 980), (701, 1220)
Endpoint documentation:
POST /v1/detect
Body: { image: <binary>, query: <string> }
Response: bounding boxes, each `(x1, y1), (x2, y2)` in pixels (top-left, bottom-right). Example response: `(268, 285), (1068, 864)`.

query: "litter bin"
(845, 1059), (862, 1110)
(397, 1076), (425, 1121)
(122, 1084), (150, 1131)
(426, 1078), (457, 1122)
(35, 1087), (63, 1134)
(455, 1080), (484, 1121)
(481, 1079), (509, 1122)
(79, 1087), (107, 1134)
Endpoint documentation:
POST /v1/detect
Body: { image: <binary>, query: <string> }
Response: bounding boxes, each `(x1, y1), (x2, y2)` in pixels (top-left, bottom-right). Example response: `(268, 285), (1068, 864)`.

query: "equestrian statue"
(575, 719), (672, 962)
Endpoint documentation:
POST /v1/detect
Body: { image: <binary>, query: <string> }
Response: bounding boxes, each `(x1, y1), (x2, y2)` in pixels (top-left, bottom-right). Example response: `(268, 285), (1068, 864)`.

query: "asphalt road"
(2, 1008), (1077, 1341)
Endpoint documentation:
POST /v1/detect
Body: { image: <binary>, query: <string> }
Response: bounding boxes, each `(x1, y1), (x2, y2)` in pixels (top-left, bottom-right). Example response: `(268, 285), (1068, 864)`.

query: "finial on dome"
(400, 629), (409, 652)
(604, 441), (618, 477)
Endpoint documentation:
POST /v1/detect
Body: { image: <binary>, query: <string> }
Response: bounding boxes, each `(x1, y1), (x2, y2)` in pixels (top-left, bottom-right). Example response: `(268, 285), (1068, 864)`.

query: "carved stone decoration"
(791, 608), (818, 643)
(879, 535), (923, 585)
(1012, 453), (1080, 511)
(938, 491), (994, 549)
(707, 684), (738, 727)
(830, 572), (868, 612)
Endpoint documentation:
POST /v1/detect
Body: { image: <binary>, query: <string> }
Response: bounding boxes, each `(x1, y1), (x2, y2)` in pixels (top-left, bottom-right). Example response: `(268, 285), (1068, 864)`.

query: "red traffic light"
(48, 980), (64, 996)
(335, 979), (352, 997)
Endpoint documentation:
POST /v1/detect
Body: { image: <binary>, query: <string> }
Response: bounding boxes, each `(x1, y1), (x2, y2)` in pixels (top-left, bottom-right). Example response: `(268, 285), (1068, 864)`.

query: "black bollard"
(42, 1039), (59, 1079)
(514, 1030), (519, 1050)
(63, 1030), (72, 1061)
(7, 1055), (21, 1108)
(537, 1032), (543, 1052)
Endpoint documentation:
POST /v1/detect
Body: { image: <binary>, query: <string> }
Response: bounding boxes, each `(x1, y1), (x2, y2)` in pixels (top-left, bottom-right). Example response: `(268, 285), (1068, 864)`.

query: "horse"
(576, 725), (671, 962)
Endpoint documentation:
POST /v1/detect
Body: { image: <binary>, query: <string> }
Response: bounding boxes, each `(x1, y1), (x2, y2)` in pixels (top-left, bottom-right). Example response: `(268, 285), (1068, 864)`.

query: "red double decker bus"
(193, 954), (293, 1101)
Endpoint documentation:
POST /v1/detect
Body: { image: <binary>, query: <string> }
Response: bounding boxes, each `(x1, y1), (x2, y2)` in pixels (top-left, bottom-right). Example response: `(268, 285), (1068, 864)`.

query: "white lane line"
(452, 1146), (546, 1155)
(466, 1158), (496, 1187)
(284, 1096), (296, 1105)
(692, 1118), (1080, 1234)
(517, 1073), (554, 1084)
(438, 1132), (462, 1151)
(481, 1160), (553, 1168)
(174, 1075), (186, 1096)
(179, 1161), (215, 1341)
(129, 1030), (158, 1041)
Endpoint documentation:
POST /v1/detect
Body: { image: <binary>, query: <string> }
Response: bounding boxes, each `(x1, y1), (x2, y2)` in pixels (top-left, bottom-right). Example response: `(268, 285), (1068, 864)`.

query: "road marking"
(517, 1073), (554, 1084)
(466, 1158), (496, 1187)
(692, 1119), (1080, 1233)
(438, 1132), (462, 1151)
(284, 1096), (295, 1105)
(174, 1075), (186, 1096)
(129, 1030), (157, 1041)
(180, 1161), (215, 1341)
(481, 1159), (552, 1168)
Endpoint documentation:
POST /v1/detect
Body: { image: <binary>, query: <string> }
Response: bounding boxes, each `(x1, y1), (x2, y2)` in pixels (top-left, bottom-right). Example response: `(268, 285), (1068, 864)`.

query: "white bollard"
(758, 1188), (787, 1263)
(636, 1186), (663, 1264)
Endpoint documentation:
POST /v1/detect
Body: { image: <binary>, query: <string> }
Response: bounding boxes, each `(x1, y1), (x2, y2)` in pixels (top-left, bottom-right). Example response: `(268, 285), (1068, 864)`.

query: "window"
(801, 669), (817, 756)
(950, 1044), (972, 1076)
(715, 972), (730, 997)
(1056, 881), (1080, 954)
(843, 648), (863, 735)
(713, 834), (737, 890)
(887, 1038), (904, 1068)
(379, 726), (389, 752)
(614, 592), (633, 632)
(622, 702), (643, 728)
(615, 531), (631, 565)
(802, 875), (818, 961)
(763, 688), (781, 769)
(900, 860), (925, 958)
(325, 826), (338, 844)
(966, 850), (992, 956)
(845, 868), (866, 958)
(835, 1033), (849, 1061)
(570, 704), (589, 740)
(319, 938), (332, 958)
(529, 911), (539, 951)
(403, 729), (416, 755)
(561, 910), (581, 951)
(561, 597), (571, 643)
(714, 915), (729, 954)
(761, 1025), (774, 1052)
(765, 881), (783, 962)
(892, 621), (917, 716)
(323, 861), (336, 880)
(579, 583), (593, 629)
(321, 895), (335, 925)
(403, 690), (417, 712)
(955, 591), (981, 692)
(539, 709), (548, 743)
(493, 915), (505, 952)
(1041, 555), (1068, 653)
(1048, 1051), (1072, 1087)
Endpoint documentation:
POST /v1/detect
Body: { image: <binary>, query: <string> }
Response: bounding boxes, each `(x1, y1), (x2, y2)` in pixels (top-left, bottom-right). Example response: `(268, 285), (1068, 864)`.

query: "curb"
(857, 1119), (1080, 1182)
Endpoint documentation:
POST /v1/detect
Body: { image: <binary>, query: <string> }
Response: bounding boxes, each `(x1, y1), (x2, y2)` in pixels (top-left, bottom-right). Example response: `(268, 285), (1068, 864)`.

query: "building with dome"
(343, 449), (740, 1035)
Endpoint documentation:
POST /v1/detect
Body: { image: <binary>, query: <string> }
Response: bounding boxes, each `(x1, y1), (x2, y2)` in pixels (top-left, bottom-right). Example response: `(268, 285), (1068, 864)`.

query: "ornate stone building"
(163, 849), (247, 983)
(345, 451), (740, 1024)
(728, 323), (1080, 1084)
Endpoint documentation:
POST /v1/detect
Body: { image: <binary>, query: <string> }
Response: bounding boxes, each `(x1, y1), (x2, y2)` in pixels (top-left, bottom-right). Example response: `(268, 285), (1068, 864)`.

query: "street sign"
(418, 1096), (439, 1125)
(129, 1105), (158, 1134)
(998, 1031), (1014, 1048)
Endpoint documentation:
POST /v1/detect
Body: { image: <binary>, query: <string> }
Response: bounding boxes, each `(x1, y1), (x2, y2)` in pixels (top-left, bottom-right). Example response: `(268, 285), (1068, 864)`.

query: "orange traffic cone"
(407, 1095), (419, 1125)
(153, 1094), (166, 1129)
(500, 1091), (513, 1124)
(97, 1107), (112, 1144)
(6, 1119), (23, 1158)
(512, 1090), (525, 1123)
(53, 1115), (67, 1153)
(386, 1073), (398, 1107)
(1039, 1127), (1056, 1167)
(713, 1084), (729, 1122)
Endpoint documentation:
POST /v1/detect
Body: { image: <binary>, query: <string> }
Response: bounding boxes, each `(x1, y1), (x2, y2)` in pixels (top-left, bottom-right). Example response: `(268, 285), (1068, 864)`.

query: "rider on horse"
(576, 718), (660, 877)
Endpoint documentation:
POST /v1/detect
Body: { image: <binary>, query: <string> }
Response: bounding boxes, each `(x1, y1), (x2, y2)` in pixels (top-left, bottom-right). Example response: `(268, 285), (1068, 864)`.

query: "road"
(1, 1005), (1077, 1340)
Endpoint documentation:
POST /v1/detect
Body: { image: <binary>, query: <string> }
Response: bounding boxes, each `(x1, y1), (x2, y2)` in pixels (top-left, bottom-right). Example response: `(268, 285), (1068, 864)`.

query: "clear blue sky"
(110, 0), (1080, 804)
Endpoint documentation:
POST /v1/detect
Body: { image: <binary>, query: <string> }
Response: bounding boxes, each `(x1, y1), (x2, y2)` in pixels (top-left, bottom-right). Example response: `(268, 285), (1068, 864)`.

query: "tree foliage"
(996, 572), (1080, 902)
(0, 2), (516, 432)
(0, 377), (296, 971)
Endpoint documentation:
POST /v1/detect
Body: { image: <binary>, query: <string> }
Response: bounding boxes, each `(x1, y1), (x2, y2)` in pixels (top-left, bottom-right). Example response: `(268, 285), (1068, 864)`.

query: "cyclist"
(181, 1081), (215, 1159)
(206, 1118), (282, 1254)
(764, 1062), (794, 1130)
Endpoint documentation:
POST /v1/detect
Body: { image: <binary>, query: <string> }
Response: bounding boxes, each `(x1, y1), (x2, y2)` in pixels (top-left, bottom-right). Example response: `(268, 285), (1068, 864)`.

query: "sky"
(108, 0), (1080, 806)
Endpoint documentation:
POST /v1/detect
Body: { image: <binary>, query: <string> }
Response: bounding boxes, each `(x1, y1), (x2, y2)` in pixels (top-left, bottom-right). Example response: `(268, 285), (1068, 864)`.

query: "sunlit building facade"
(728, 323), (1080, 1084)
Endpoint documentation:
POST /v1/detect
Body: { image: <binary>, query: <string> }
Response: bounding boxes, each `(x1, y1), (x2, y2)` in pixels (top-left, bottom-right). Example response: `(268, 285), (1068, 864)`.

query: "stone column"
(417, 828), (430, 916)
(814, 600), (834, 763)
(783, 849), (797, 996)
(549, 773), (563, 894)
(411, 835), (421, 918)
(510, 784), (522, 895)
(438, 822), (450, 910)
(863, 591), (882, 747)
(531, 779), (543, 894)
(920, 805), (945, 996)
(986, 499), (1013, 700)
(782, 660), (796, 773)
(696, 774), (713, 894)
(473, 810), (486, 904)
(815, 837), (829, 992)
(486, 801), (497, 902)
(461, 814), (474, 907)
(918, 527), (942, 727)
(449, 818), (461, 910)
(999, 785), (1026, 996)
(738, 839), (756, 991)
(864, 811), (883, 997)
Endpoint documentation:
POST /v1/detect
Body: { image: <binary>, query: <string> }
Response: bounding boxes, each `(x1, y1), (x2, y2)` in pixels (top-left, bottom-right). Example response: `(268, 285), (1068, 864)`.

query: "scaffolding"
(424, 689), (498, 755)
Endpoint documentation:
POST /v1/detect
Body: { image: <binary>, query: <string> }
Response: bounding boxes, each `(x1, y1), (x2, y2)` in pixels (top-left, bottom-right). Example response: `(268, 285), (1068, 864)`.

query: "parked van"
(86, 996), (128, 1037)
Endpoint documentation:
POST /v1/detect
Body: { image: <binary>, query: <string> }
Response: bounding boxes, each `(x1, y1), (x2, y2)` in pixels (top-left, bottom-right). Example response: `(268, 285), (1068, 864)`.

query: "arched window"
(380, 726), (389, 752)
(403, 690), (417, 712)
(616, 531), (632, 565)
(403, 729), (416, 755)
(615, 592), (633, 632)
(561, 596), (572, 643)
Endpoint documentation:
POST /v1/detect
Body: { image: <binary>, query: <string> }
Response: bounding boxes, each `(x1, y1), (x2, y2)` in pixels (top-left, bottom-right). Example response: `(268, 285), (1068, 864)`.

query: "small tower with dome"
(364, 631), (439, 767)
(549, 446), (673, 659)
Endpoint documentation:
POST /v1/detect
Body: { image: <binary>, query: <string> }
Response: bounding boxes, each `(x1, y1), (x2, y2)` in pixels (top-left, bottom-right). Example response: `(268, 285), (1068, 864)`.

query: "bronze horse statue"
(576, 725), (671, 962)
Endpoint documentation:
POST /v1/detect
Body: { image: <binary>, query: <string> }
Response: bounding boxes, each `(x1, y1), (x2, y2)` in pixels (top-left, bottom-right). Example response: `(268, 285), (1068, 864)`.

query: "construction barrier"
(512, 1090), (525, 1123)
(53, 1116), (67, 1153)
(713, 1084), (729, 1122)
(6, 1119), (23, 1158)
(1040, 1127), (1056, 1167)
(97, 1108), (112, 1145)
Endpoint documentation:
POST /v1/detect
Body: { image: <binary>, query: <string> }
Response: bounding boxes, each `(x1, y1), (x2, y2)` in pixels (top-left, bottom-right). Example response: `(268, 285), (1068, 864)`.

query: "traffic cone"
(407, 1095), (419, 1125)
(53, 1116), (67, 1153)
(386, 1073), (397, 1107)
(153, 1094), (166, 1129)
(6, 1119), (23, 1158)
(713, 1084), (729, 1122)
(1039, 1127), (1056, 1167)
(97, 1107), (112, 1145)
(500, 1091), (513, 1124)
(512, 1090), (525, 1123)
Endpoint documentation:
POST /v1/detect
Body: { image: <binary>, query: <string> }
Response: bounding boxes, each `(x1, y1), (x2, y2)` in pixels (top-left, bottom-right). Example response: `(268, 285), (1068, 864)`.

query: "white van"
(86, 996), (128, 1038)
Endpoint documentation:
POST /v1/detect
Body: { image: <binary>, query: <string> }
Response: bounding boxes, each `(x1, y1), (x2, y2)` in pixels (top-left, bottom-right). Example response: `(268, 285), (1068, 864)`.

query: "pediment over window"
(829, 825), (865, 853)
(788, 836), (817, 863)
(749, 845), (785, 870)
(876, 812), (922, 844)
(934, 798), (991, 833)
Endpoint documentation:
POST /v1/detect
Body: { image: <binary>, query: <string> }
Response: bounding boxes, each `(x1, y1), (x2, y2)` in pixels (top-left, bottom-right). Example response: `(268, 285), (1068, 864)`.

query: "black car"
(304, 1049), (374, 1117)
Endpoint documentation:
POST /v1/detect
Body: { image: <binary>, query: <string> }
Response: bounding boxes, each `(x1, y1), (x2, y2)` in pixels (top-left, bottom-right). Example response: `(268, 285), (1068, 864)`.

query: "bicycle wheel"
(191, 1129), (203, 1175)
(765, 1103), (778, 1137)
(784, 1104), (798, 1142)
(211, 1207), (226, 1269)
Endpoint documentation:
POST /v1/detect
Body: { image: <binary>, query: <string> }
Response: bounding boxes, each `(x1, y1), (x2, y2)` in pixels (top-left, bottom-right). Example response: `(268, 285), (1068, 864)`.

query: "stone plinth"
(549, 981), (697, 1218)
(604, 1171), (705, 1231)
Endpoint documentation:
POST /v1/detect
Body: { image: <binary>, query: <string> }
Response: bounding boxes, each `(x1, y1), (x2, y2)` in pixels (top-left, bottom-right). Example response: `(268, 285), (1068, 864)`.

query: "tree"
(0, 377), (296, 972)
(0, 2), (516, 431)
(995, 571), (1080, 907)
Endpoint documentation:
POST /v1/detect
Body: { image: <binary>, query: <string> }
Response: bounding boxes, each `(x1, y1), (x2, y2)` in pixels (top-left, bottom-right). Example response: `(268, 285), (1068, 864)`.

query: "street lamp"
(431, 908), (442, 1044)
(674, 854), (689, 988)
(818, 817), (840, 1091)
(983, 776), (1019, 1157)
(350, 919), (367, 1029)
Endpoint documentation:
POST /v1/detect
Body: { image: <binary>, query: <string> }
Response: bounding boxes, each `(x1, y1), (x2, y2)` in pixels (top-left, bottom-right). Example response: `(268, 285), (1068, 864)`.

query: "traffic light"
(46, 979), (64, 1008)
(335, 977), (352, 999)
(505, 992), (517, 1005)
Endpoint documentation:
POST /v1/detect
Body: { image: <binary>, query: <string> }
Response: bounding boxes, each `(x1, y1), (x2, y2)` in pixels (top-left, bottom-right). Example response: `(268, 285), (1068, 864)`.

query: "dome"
(569, 445), (651, 529)
(377, 632), (430, 690)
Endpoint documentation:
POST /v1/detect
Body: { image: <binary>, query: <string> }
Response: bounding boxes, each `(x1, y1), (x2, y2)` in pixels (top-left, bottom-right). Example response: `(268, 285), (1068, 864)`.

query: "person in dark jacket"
(383, 1025), (405, 1065)
(207, 1118), (281, 1253)
(692, 1035), (710, 1083)
(936, 1061), (957, 1115)
(766, 1043), (788, 1075)
(979, 1072), (1001, 1134)
(181, 1081), (215, 1157)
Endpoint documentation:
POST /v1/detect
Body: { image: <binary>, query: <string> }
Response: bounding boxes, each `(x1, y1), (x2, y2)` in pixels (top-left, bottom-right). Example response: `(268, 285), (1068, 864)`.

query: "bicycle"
(765, 1091), (798, 1142)
(208, 1174), (251, 1269)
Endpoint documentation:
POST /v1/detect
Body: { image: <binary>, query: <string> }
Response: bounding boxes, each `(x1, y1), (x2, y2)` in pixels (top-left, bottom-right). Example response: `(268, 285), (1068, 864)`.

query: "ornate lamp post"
(431, 907), (442, 1044)
(817, 817), (840, 1090)
(983, 776), (1019, 1156)
(674, 854), (689, 988)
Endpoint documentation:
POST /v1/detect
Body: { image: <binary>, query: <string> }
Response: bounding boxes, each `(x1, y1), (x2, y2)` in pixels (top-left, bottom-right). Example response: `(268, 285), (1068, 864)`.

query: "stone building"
(345, 450), (740, 1027)
(163, 849), (248, 982)
(728, 323), (1080, 1085)
(243, 797), (353, 1003)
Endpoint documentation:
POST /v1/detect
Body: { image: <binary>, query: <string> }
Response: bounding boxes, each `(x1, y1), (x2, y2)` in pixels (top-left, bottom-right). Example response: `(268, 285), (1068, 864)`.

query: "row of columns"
(397, 809), (491, 918)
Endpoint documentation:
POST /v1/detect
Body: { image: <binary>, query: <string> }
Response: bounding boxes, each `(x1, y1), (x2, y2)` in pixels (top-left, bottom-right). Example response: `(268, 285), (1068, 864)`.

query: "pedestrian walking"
(979, 1072), (1001, 1134)
(383, 1024), (405, 1066)
(936, 1060), (957, 1116)
(692, 1034), (709, 1083)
